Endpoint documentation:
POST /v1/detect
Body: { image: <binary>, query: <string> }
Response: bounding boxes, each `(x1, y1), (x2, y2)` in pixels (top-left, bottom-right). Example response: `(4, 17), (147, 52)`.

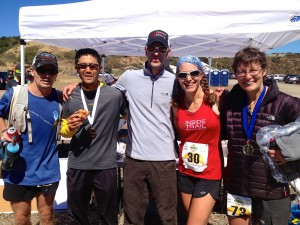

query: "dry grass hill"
(1, 37), (300, 78)
(0, 41), (147, 78)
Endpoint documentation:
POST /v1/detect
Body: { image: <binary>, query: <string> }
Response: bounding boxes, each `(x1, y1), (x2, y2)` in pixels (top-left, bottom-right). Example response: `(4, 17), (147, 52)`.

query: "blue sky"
(1, 0), (300, 54)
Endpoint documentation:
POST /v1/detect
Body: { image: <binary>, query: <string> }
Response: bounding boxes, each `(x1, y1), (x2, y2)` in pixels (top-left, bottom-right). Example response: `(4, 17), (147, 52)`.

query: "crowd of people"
(0, 29), (299, 225)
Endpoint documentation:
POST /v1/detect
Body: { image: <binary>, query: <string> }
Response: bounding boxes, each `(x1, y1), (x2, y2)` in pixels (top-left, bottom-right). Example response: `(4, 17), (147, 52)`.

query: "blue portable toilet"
(204, 70), (210, 85)
(220, 69), (229, 86)
(210, 70), (220, 86)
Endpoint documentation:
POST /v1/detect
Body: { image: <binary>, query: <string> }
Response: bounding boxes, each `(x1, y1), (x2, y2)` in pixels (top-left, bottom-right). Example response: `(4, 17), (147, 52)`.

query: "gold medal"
(243, 143), (254, 155)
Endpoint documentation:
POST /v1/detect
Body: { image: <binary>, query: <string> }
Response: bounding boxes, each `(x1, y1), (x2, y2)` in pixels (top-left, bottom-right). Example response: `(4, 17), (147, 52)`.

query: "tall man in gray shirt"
(115, 30), (177, 225)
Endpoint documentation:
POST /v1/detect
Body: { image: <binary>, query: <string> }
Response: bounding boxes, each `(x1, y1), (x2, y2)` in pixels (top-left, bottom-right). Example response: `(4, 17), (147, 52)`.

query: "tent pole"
(101, 54), (106, 82)
(20, 39), (26, 85)
(208, 57), (212, 86)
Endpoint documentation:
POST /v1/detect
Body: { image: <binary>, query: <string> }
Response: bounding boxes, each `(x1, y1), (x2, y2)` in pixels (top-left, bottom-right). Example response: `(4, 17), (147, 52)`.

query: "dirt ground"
(0, 78), (299, 225)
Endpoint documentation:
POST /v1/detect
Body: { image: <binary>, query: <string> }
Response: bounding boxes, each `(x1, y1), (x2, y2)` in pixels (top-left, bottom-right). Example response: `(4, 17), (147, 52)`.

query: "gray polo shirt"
(115, 66), (177, 161)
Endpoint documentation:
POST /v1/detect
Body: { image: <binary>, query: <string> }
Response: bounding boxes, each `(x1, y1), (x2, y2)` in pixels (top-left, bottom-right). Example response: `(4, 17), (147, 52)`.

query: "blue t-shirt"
(0, 87), (61, 185)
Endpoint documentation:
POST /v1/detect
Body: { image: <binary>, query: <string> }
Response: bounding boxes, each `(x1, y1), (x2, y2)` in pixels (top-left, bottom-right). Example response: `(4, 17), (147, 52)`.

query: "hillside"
(0, 37), (300, 76)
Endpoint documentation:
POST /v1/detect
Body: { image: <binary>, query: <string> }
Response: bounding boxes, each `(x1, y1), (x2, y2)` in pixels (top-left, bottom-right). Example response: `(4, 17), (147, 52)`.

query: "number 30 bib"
(182, 142), (208, 172)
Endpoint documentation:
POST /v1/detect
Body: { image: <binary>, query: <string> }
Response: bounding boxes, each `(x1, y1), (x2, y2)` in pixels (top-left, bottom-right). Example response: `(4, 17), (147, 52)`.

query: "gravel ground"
(0, 203), (229, 225)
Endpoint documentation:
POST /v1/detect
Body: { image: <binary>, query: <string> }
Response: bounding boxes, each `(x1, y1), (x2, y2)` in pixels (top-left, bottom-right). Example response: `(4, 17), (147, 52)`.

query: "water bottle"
(2, 127), (20, 171)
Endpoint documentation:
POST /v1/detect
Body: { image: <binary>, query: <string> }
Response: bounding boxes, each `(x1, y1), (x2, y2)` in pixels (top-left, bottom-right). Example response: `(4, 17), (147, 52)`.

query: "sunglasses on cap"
(76, 63), (99, 70)
(177, 70), (202, 79)
(146, 45), (168, 54)
(36, 67), (58, 75)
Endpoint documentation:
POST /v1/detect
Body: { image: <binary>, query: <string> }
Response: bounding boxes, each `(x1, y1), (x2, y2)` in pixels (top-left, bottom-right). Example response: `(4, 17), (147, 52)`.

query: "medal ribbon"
(242, 86), (266, 141)
(80, 84), (100, 126)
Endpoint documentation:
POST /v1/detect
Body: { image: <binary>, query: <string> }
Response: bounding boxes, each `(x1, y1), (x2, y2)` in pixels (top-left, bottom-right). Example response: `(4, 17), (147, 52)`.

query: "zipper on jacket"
(150, 77), (154, 108)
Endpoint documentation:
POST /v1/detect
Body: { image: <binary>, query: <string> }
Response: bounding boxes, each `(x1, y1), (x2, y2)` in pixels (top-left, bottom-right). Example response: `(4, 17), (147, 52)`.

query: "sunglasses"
(177, 70), (201, 79)
(36, 67), (58, 75)
(146, 45), (168, 54)
(76, 63), (99, 70)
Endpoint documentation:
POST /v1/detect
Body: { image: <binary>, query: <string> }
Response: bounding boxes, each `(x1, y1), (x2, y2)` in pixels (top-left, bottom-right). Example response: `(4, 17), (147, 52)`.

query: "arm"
(0, 117), (12, 142)
(60, 110), (89, 138)
(62, 82), (79, 101)
(171, 106), (179, 137)
(0, 88), (15, 142)
(113, 71), (128, 94)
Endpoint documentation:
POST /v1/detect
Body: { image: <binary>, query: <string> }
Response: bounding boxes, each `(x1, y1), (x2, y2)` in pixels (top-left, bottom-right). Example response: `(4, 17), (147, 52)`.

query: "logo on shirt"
(160, 92), (169, 96)
(185, 119), (206, 130)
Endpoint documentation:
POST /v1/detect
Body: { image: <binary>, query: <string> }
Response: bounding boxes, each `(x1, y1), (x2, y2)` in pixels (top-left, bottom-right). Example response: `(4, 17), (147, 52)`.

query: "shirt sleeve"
(0, 88), (14, 119)
(113, 71), (128, 94)
(60, 118), (77, 138)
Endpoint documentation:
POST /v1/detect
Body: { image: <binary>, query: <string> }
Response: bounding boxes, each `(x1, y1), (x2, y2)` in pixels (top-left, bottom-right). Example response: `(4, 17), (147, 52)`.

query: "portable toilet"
(204, 70), (210, 84)
(220, 69), (229, 86)
(210, 70), (220, 86)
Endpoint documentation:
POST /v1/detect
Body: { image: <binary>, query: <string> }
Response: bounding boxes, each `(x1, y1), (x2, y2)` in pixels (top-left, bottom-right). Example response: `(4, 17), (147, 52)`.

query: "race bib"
(182, 142), (208, 172)
(227, 193), (252, 216)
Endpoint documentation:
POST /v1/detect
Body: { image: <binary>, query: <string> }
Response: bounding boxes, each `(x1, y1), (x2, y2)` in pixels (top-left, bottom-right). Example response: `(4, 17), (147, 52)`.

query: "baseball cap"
(146, 30), (169, 48)
(32, 52), (58, 69)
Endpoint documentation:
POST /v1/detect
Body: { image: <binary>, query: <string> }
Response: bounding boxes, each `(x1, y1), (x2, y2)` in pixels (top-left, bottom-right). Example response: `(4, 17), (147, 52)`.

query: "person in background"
(105, 74), (117, 86)
(60, 48), (127, 225)
(220, 46), (300, 225)
(0, 52), (61, 225)
(172, 55), (222, 225)
(114, 29), (178, 225)
(5, 72), (20, 90)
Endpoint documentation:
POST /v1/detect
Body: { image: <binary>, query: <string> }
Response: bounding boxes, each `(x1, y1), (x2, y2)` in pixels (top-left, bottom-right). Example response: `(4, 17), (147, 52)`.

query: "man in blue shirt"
(0, 52), (61, 225)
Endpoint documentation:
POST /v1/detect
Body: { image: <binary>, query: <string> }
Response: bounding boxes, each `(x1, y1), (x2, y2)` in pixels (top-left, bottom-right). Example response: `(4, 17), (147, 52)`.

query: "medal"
(242, 86), (266, 156)
(243, 143), (254, 155)
(80, 82), (100, 140)
(87, 127), (96, 139)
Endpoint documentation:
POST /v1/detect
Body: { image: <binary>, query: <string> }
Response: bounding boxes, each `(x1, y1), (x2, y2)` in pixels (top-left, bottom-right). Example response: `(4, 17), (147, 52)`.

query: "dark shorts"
(3, 182), (59, 202)
(177, 171), (221, 200)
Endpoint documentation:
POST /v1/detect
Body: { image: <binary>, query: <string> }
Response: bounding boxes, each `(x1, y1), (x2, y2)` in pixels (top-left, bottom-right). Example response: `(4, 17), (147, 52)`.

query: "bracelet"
(1, 129), (8, 134)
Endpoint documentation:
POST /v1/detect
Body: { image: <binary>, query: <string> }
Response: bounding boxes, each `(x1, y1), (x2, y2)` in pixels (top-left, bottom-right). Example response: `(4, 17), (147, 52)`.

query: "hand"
(268, 149), (286, 165)
(1, 129), (21, 143)
(63, 82), (79, 101)
(67, 113), (83, 131)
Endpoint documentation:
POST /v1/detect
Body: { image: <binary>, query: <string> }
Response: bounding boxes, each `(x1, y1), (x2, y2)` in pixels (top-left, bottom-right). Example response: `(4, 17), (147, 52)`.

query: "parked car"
(272, 74), (285, 82)
(266, 75), (273, 82)
(229, 73), (236, 79)
(287, 75), (300, 84)
(0, 71), (9, 90)
(284, 74), (296, 83)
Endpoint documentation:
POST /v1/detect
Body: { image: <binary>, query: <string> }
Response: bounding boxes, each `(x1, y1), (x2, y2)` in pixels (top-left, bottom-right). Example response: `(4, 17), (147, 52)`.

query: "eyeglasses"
(177, 70), (202, 79)
(36, 67), (58, 75)
(146, 45), (168, 54)
(236, 69), (262, 78)
(76, 63), (99, 70)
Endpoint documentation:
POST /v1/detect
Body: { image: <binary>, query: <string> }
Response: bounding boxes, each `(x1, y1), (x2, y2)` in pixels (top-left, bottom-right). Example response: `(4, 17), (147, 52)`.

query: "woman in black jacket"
(220, 47), (300, 225)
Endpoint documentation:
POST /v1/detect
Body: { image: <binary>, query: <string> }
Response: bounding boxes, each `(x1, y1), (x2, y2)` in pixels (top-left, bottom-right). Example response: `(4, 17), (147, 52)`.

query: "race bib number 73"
(227, 193), (252, 216)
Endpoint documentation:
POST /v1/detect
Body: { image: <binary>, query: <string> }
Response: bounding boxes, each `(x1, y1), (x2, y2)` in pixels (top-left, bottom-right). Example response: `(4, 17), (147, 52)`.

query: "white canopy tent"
(18, 0), (300, 83)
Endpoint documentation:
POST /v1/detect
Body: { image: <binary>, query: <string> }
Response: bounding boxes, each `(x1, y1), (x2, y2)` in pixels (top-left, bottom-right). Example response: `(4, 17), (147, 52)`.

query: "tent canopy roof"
(19, 0), (300, 57)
